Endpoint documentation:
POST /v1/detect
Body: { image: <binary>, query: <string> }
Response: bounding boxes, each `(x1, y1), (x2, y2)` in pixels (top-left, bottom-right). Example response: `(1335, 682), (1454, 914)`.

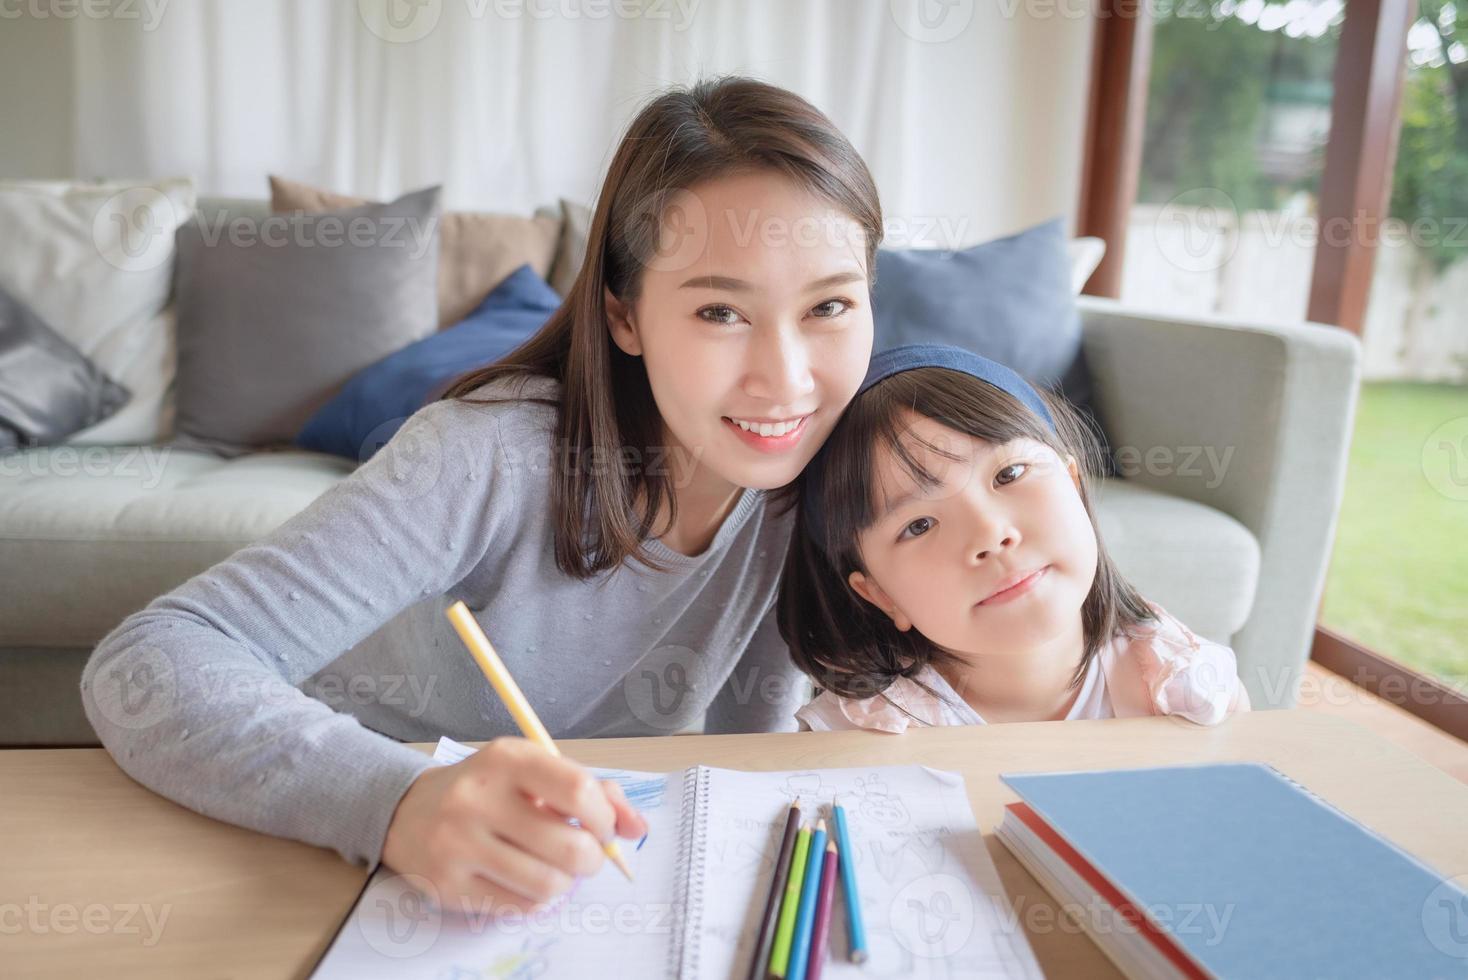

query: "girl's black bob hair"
(776, 367), (1153, 704)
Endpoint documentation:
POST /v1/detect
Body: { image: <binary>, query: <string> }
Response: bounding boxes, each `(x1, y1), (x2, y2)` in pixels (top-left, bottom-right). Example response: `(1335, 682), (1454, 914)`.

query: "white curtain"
(69, 0), (1093, 245)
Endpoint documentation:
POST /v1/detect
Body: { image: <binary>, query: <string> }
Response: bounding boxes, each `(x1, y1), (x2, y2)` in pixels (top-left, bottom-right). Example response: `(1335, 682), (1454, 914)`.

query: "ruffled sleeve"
(794, 672), (953, 734)
(1116, 604), (1251, 725)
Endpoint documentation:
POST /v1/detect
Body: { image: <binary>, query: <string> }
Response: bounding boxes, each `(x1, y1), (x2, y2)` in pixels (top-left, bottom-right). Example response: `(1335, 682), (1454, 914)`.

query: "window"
(1122, 1), (1343, 322)
(1319, 5), (1468, 690)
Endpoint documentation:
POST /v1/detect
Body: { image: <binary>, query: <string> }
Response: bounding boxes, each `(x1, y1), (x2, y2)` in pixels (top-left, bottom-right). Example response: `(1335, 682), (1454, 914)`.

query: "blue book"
(997, 763), (1468, 979)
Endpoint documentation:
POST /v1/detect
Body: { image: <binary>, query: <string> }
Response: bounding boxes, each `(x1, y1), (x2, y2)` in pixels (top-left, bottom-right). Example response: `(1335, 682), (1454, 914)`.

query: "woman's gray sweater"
(79, 376), (803, 868)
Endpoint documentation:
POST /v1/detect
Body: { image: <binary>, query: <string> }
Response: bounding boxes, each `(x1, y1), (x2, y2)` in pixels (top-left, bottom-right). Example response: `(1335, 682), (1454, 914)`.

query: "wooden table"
(5, 710), (1468, 978)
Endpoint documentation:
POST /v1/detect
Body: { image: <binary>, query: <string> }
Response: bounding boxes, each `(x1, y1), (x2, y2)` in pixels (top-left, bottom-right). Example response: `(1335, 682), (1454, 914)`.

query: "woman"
(81, 75), (881, 915)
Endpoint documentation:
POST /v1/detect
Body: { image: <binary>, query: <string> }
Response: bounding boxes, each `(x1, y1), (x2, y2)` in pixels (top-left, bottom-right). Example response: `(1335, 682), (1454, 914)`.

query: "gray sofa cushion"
(1093, 477), (1260, 643)
(0, 443), (1258, 651)
(172, 186), (442, 452)
(0, 286), (131, 450)
(0, 446), (352, 648)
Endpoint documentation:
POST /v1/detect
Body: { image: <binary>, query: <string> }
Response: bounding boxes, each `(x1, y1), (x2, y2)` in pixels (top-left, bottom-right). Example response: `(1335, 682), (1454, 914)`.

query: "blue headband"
(801, 344), (1056, 554)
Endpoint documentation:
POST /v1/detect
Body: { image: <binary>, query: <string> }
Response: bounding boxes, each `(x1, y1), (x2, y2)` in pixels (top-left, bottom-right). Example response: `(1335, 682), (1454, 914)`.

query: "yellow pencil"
(445, 600), (634, 882)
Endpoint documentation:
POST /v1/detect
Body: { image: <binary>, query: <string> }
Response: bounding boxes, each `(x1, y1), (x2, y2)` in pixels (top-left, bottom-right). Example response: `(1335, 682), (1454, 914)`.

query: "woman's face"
(847, 411), (1099, 658)
(606, 171), (874, 492)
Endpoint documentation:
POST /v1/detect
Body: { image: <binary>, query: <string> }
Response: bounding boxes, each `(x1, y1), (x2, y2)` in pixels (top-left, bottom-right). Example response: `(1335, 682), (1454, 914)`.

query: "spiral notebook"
(310, 737), (1041, 979)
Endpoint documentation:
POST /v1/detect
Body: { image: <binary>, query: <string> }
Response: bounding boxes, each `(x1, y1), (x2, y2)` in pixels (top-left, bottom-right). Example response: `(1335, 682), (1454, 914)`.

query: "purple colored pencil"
(747, 798), (803, 980)
(805, 835), (839, 980)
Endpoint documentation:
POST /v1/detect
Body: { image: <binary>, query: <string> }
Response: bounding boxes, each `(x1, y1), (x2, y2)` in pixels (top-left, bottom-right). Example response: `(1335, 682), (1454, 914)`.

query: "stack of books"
(997, 762), (1468, 979)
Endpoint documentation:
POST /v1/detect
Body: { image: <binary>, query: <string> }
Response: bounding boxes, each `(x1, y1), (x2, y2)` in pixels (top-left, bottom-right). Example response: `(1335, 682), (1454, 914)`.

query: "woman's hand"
(380, 737), (647, 914)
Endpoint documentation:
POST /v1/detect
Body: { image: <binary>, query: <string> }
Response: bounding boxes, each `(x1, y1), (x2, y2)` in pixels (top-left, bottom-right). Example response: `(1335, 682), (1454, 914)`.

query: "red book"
(1004, 801), (1207, 980)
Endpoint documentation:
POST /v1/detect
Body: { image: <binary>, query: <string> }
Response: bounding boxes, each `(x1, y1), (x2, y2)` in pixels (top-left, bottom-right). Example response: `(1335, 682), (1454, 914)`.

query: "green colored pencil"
(768, 823), (811, 978)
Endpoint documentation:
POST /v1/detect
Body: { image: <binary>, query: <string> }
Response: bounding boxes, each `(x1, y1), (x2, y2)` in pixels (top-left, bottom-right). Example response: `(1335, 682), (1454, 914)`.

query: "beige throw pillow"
(270, 175), (561, 328)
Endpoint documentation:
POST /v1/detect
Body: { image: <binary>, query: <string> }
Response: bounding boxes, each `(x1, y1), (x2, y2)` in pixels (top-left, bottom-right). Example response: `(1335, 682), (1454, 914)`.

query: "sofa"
(0, 194), (1362, 745)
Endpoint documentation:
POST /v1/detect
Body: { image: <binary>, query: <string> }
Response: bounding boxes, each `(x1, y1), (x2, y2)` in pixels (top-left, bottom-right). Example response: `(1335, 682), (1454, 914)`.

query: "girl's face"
(847, 410), (1099, 658)
(605, 171), (874, 492)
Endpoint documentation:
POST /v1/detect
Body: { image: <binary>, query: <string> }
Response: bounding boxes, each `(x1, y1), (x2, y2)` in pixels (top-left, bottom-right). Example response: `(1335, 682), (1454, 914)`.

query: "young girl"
(778, 344), (1251, 732)
(81, 76), (880, 912)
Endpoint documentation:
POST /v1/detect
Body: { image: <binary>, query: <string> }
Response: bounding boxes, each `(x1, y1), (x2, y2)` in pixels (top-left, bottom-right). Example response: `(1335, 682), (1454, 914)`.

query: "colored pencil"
(768, 824), (811, 978)
(747, 799), (803, 980)
(831, 796), (868, 962)
(786, 818), (828, 980)
(806, 835), (839, 980)
(445, 600), (632, 881)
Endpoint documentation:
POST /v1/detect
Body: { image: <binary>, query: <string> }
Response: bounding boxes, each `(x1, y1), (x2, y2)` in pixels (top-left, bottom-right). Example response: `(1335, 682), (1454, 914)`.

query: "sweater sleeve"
(704, 601), (808, 735)
(80, 396), (517, 868)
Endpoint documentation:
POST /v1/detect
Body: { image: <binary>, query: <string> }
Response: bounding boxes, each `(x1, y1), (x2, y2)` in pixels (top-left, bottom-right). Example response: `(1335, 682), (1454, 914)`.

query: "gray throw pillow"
(872, 217), (1096, 418)
(172, 185), (442, 450)
(0, 285), (130, 452)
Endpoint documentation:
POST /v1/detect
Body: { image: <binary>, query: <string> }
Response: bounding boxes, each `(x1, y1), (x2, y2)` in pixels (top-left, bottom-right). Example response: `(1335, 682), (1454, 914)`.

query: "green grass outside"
(1320, 382), (1468, 685)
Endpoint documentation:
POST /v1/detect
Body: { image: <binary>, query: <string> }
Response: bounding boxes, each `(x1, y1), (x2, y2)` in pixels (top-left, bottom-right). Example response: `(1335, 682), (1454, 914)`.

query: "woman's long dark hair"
(437, 76), (883, 579)
(777, 368), (1154, 704)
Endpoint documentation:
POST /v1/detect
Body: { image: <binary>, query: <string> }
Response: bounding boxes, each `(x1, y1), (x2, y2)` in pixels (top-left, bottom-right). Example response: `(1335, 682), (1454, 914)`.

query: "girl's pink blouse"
(795, 603), (1252, 734)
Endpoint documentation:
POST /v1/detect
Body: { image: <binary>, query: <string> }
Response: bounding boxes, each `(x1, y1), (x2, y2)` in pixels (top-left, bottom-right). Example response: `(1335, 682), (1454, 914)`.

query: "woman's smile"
(721, 413), (815, 454)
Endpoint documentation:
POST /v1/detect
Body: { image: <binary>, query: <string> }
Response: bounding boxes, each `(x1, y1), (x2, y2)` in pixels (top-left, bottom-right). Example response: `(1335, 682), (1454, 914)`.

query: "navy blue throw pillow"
(296, 264), (561, 460)
(872, 217), (1098, 426)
